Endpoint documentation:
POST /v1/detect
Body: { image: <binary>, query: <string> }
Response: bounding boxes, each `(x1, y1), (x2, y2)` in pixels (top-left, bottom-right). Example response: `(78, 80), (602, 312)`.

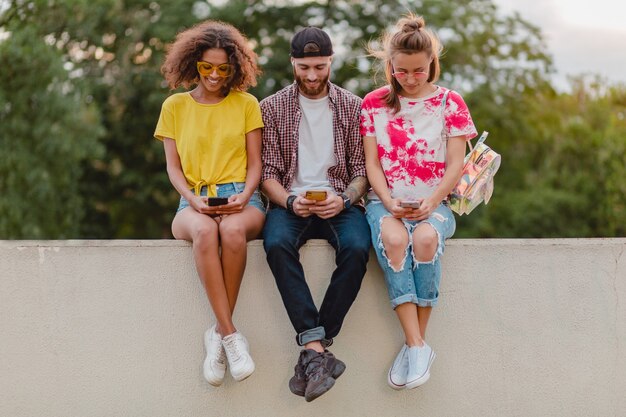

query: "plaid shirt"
(260, 82), (365, 193)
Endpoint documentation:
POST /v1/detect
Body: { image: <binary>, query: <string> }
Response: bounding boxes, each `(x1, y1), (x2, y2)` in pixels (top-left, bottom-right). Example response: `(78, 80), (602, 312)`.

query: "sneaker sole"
(289, 377), (305, 397)
(387, 370), (406, 390)
(231, 363), (255, 382)
(305, 377), (335, 402)
(405, 351), (436, 390)
(203, 356), (226, 386)
(204, 372), (225, 387)
(331, 360), (346, 380)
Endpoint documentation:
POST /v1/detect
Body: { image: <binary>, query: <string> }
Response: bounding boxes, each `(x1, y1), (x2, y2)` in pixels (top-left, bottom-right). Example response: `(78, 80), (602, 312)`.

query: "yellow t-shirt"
(154, 90), (264, 196)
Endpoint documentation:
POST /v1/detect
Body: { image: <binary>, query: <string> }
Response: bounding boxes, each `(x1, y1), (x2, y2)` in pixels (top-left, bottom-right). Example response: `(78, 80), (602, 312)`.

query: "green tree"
(0, 25), (103, 238)
(2, 0), (201, 238)
(458, 77), (626, 237)
(2, 0), (622, 238)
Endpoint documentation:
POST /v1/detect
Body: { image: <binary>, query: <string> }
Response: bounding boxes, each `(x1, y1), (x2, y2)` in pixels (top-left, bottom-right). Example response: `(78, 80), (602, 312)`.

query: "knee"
(340, 231), (371, 260)
(219, 221), (245, 247)
(192, 224), (218, 251)
(381, 225), (409, 258)
(413, 228), (438, 262)
(263, 230), (292, 255)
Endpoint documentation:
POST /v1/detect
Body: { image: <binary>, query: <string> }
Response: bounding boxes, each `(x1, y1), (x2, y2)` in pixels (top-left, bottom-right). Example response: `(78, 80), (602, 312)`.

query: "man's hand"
(291, 195), (314, 217)
(307, 193), (344, 219)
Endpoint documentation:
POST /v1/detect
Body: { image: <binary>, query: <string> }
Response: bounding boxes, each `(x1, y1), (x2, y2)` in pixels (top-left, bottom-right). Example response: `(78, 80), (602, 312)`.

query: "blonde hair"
(368, 14), (442, 113)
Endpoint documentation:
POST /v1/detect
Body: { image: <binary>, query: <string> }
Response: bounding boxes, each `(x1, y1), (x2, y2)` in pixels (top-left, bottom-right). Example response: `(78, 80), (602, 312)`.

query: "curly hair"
(161, 20), (261, 95)
(368, 14), (442, 113)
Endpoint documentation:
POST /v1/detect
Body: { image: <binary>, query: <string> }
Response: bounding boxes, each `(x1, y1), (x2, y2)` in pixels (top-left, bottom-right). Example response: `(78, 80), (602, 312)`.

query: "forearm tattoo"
(344, 176), (369, 203)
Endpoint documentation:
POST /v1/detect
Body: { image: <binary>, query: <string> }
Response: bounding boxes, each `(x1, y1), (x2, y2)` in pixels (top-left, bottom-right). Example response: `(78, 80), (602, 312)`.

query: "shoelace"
(216, 344), (226, 364)
(209, 330), (227, 364)
(223, 336), (243, 361)
(304, 355), (326, 380)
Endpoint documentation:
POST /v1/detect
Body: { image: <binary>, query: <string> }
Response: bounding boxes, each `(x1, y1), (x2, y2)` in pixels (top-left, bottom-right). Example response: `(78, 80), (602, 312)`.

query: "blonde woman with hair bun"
(361, 14), (477, 390)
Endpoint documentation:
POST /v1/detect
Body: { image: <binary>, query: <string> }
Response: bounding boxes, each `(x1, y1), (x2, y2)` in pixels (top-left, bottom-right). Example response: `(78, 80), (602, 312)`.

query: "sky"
(493, 0), (626, 90)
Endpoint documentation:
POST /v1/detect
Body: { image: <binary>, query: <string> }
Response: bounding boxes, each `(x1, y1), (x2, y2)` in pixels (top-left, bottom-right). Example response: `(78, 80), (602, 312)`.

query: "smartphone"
(305, 190), (327, 201)
(400, 200), (421, 209)
(207, 197), (229, 206)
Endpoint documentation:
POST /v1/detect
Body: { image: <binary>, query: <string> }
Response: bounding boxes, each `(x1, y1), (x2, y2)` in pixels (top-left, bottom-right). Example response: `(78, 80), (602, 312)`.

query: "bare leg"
(416, 307), (432, 339)
(218, 207), (265, 317)
(412, 223), (438, 339)
(304, 341), (324, 353)
(172, 208), (235, 336)
(380, 217), (409, 271)
(395, 303), (424, 346)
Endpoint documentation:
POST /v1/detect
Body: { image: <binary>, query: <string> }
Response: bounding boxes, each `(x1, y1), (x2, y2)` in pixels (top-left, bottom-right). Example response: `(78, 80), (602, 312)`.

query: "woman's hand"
(383, 198), (414, 219)
(406, 197), (438, 221)
(384, 197), (438, 221)
(189, 195), (213, 214)
(212, 193), (248, 215)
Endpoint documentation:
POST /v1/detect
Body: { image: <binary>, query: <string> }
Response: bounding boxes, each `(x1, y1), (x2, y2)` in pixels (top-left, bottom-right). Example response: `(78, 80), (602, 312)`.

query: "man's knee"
(263, 227), (294, 255)
(339, 236), (370, 261)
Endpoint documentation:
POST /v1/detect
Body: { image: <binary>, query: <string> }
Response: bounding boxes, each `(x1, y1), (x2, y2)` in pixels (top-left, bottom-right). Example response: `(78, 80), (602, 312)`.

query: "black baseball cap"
(290, 27), (334, 58)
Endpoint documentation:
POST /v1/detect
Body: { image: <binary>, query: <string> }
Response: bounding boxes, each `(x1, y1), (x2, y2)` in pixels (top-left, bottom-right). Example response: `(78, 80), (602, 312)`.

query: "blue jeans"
(263, 206), (370, 346)
(366, 202), (456, 309)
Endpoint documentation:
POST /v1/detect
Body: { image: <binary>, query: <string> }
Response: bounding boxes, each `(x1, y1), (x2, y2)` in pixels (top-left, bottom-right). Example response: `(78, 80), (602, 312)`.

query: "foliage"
(457, 76), (626, 237)
(0, 24), (103, 238)
(0, 0), (623, 238)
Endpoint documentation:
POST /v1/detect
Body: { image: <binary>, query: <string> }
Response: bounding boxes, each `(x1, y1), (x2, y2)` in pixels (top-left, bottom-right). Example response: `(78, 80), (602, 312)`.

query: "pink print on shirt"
(361, 86), (477, 200)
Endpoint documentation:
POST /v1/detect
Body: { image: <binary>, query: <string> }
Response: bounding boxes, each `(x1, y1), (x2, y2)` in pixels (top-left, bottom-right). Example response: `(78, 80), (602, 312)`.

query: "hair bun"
(400, 16), (425, 33)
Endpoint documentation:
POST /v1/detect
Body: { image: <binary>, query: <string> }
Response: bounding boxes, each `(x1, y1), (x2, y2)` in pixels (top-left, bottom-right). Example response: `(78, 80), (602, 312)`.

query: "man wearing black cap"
(260, 27), (370, 402)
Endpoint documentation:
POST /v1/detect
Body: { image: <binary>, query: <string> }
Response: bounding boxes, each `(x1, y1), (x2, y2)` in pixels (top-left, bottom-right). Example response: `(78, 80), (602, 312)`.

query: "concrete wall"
(1, 239), (625, 417)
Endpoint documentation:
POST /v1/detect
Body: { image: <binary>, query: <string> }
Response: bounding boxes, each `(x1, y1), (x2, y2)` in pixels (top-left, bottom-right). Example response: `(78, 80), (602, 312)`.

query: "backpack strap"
(440, 89), (450, 141)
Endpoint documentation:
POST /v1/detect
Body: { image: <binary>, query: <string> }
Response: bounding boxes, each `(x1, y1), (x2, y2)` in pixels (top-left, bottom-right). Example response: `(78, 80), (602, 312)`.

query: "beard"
(294, 70), (330, 98)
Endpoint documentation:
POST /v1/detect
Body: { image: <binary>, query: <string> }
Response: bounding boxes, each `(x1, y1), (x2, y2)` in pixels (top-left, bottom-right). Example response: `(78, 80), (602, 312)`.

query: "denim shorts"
(176, 182), (265, 214)
(365, 201), (456, 308)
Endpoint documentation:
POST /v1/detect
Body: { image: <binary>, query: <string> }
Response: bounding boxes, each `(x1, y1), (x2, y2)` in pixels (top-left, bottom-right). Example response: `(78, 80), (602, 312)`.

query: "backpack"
(448, 131), (501, 215)
(439, 90), (501, 215)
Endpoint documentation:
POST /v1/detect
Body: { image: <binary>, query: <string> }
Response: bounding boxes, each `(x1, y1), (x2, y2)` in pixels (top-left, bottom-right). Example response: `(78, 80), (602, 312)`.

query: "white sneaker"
(203, 325), (226, 386)
(388, 344), (409, 390)
(405, 342), (436, 389)
(222, 331), (255, 381)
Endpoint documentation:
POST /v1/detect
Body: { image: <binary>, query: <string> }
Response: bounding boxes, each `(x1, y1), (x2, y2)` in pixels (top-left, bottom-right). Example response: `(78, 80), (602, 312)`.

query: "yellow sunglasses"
(196, 61), (233, 78)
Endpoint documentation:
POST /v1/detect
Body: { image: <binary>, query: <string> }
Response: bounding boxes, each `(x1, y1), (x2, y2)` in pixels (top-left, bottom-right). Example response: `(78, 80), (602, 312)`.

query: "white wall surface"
(1, 239), (625, 417)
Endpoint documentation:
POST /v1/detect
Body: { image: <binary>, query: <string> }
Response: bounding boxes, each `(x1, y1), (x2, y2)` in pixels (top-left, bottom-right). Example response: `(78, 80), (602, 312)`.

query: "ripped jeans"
(365, 201), (456, 309)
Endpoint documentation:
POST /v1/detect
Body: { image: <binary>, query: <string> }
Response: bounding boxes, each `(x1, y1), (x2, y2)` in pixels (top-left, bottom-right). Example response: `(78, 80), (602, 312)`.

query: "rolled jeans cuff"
(296, 326), (326, 346)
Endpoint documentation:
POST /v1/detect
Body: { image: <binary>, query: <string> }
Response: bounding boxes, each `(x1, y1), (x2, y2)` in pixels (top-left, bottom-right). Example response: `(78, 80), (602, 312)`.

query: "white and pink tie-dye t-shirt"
(360, 86), (477, 200)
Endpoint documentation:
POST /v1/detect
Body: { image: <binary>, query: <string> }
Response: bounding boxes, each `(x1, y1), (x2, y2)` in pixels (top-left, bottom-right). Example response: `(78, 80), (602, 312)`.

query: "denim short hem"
(390, 294), (419, 309)
(416, 296), (439, 308)
(391, 295), (438, 309)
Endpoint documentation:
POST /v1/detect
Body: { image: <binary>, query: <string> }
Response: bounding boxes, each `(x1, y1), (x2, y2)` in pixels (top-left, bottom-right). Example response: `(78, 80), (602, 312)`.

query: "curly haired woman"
(154, 20), (264, 386)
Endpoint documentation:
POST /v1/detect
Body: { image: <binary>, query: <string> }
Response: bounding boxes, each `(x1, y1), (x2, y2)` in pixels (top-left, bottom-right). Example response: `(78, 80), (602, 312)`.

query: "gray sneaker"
(304, 354), (335, 402)
(289, 349), (346, 397)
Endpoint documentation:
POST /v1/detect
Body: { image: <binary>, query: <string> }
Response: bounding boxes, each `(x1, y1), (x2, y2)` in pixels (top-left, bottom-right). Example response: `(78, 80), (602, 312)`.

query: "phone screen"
(208, 197), (229, 206)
